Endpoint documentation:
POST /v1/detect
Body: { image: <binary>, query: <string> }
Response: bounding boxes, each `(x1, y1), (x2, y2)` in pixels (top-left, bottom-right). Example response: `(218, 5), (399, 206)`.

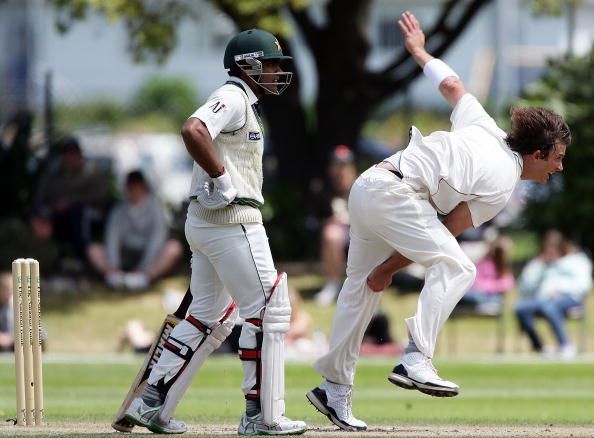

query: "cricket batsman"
(123, 28), (307, 435)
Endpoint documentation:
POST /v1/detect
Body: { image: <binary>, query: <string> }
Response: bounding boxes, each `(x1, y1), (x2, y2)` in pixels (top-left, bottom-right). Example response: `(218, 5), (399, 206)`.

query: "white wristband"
(423, 58), (459, 88)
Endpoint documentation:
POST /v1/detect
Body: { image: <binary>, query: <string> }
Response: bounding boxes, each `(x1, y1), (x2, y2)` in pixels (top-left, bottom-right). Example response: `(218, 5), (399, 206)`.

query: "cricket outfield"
(1, 354), (593, 437)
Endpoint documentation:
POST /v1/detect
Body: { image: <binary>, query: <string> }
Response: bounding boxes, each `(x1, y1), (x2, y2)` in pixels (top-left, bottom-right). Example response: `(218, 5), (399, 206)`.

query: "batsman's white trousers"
(313, 167), (476, 385)
(149, 215), (277, 397)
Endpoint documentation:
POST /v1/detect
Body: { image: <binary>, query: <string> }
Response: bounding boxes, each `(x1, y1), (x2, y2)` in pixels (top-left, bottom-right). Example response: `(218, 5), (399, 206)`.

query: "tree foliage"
(49, 0), (305, 63)
(51, 0), (190, 63)
(131, 76), (198, 128)
(54, 76), (199, 133)
(531, 0), (580, 15)
(517, 45), (594, 252)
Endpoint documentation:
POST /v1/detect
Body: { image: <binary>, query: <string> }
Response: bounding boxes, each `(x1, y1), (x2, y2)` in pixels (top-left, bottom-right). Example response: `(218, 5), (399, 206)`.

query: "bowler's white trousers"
(313, 167), (476, 385)
(149, 213), (278, 398)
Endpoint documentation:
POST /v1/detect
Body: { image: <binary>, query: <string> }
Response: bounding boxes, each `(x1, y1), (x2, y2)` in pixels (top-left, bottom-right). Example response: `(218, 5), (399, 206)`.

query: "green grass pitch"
(1, 355), (593, 428)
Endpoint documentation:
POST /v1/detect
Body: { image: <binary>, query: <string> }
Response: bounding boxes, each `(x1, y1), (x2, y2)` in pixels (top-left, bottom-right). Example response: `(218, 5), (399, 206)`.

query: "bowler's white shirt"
(190, 77), (258, 140)
(386, 94), (523, 227)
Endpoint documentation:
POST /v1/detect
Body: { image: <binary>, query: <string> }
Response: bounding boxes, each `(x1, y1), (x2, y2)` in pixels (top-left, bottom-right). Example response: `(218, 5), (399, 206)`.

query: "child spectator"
(457, 235), (515, 315)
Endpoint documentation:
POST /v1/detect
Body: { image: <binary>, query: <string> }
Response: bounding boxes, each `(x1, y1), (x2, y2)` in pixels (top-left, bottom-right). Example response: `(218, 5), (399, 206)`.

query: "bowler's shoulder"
(451, 93), (500, 133)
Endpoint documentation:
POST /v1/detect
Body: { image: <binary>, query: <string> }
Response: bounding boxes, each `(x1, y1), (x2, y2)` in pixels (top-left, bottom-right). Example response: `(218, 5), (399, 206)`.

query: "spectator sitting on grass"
(87, 170), (183, 291)
(515, 230), (592, 359)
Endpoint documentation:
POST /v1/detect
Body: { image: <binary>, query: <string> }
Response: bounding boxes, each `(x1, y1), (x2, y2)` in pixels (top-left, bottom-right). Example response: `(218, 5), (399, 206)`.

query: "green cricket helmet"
(224, 28), (293, 95)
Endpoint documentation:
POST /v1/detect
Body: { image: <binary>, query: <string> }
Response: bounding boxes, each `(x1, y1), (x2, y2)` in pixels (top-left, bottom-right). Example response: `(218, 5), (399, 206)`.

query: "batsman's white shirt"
(190, 76), (258, 140)
(314, 94), (523, 385)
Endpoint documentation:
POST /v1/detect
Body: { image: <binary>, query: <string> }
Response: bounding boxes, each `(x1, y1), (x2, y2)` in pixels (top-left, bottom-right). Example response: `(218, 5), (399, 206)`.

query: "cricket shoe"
(306, 382), (367, 431)
(124, 397), (186, 434)
(147, 416), (187, 435)
(388, 352), (459, 397)
(237, 412), (307, 435)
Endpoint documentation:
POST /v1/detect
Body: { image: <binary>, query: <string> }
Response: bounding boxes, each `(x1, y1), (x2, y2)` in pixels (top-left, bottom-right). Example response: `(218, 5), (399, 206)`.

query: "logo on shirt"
(248, 131), (261, 141)
(209, 101), (226, 113)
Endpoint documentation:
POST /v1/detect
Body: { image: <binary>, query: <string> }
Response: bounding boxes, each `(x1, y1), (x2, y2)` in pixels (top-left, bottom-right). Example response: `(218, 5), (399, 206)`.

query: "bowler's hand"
(398, 11), (426, 56)
(366, 264), (394, 292)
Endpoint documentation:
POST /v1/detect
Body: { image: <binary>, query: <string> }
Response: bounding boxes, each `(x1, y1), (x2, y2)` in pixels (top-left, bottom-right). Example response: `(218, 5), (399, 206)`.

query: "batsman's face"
(260, 60), (283, 94)
(533, 142), (566, 184)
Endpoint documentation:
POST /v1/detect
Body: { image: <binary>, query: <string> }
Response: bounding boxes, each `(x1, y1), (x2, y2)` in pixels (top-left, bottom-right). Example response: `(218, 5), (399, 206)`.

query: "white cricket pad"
(158, 304), (238, 422)
(261, 273), (291, 425)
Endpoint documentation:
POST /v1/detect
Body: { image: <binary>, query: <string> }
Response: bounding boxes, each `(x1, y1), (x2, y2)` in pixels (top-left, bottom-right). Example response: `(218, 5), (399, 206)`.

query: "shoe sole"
(239, 431), (306, 436)
(250, 428), (307, 436)
(147, 420), (186, 434)
(111, 418), (135, 433)
(238, 424), (307, 436)
(123, 413), (151, 429)
(306, 391), (366, 432)
(387, 373), (458, 397)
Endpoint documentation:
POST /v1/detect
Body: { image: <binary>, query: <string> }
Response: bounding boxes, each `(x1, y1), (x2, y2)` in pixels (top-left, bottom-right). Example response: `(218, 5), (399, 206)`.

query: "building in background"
(0, 1), (34, 123)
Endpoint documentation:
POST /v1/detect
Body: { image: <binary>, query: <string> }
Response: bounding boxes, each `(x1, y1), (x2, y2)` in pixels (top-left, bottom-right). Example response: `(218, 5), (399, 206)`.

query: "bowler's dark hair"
(505, 107), (571, 158)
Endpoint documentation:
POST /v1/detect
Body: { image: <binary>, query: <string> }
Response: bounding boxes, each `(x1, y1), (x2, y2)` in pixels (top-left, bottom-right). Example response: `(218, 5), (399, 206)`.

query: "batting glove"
(196, 171), (237, 210)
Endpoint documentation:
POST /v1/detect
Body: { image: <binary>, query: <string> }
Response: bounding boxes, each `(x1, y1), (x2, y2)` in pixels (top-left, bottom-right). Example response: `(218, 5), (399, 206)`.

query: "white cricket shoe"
(237, 412), (307, 435)
(388, 352), (459, 397)
(124, 397), (186, 434)
(124, 397), (158, 428)
(306, 381), (367, 431)
(147, 416), (187, 435)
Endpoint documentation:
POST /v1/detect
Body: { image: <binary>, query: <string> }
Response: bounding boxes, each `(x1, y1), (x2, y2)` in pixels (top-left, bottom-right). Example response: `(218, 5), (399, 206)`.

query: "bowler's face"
(535, 142), (566, 184)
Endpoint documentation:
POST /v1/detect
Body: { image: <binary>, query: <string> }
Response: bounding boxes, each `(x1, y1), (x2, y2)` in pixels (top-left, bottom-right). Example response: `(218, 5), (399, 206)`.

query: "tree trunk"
(260, 55), (312, 189)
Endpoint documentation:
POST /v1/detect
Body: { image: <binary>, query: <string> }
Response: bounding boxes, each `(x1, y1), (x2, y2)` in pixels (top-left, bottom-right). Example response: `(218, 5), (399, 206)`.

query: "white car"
(77, 132), (193, 208)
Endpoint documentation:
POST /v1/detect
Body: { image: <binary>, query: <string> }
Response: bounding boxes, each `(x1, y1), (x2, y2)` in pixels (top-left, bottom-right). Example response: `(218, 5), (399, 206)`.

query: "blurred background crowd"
(1, 0), (594, 359)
